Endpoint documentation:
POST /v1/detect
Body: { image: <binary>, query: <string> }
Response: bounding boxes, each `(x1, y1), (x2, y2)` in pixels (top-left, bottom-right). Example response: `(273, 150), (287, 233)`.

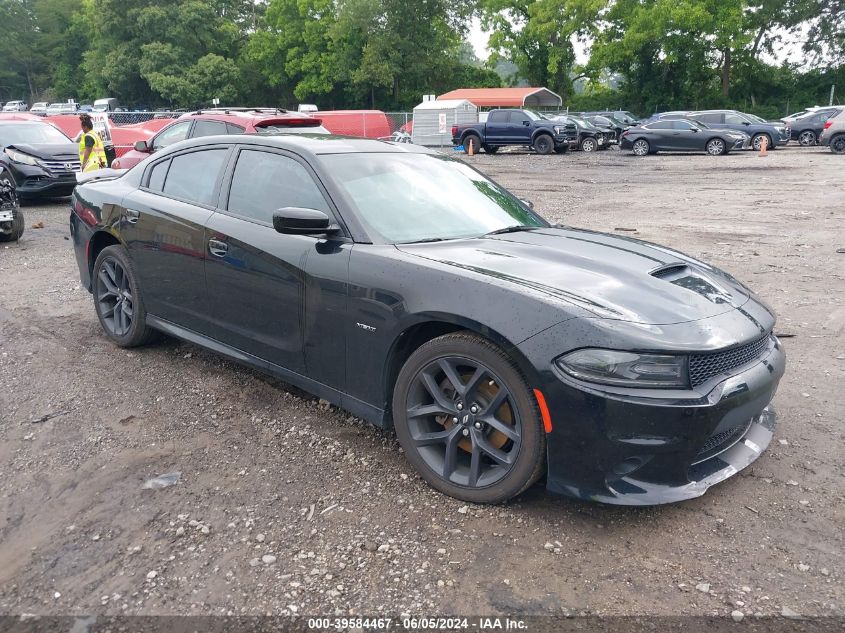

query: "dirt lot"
(0, 145), (843, 620)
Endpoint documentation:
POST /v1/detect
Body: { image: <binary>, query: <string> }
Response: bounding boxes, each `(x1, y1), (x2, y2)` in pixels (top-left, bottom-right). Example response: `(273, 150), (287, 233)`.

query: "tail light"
(451, 126), (457, 136)
(824, 120), (833, 129)
(621, 130), (630, 138)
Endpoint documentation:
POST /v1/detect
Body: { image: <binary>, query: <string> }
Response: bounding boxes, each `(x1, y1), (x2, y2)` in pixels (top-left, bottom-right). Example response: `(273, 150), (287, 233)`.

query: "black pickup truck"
(451, 109), (578, 155)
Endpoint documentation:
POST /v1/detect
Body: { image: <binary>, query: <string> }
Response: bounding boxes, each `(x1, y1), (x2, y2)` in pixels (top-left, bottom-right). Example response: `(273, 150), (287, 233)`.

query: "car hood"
(397, 227), (753, 325)
(8, 143), (78, 159)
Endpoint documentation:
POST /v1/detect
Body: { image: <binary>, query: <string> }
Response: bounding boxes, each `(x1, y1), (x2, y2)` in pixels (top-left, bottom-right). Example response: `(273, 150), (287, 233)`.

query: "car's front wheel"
(0, 209), (24, 242)
(706, 138), (727, 155)
(829, 134), (845, 154)
(580, 137), (598, 152)
(751, 133), (773, 151)
(798, 130), (817, 146)
(631, 139), (650, 156)
(92, 245), (157, 347)
(533, 134), (554, 155)
(392, 333), (546, 504)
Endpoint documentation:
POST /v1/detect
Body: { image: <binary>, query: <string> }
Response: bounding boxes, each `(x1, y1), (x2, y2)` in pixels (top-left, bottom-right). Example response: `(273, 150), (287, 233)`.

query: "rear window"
(162, 149), (228, 206)
(254, 124), (330, 135)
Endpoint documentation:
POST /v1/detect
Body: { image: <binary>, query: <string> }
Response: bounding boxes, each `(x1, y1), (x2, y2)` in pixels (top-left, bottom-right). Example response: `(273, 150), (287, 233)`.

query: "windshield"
(569, 116), (595, 128)
(523, 110), (545, 121)
(321, 153), (548, 243)
(746, 114), (766, 123)
(0, 123), (71, 146)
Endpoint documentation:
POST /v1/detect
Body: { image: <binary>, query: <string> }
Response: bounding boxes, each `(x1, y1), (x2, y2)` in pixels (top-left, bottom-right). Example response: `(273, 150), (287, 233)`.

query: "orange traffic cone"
(468, 138), (475, 156)
(758, 135), (768, 157)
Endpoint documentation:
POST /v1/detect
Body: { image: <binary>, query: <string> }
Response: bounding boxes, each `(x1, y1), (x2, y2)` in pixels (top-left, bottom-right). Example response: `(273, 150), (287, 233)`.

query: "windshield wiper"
(402, 237), (449, 244)
(483, 225), (539, 237)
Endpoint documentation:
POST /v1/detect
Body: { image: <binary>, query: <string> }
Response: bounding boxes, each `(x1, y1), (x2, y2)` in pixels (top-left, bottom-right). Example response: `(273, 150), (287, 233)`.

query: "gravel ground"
(0, 145), (843, 619)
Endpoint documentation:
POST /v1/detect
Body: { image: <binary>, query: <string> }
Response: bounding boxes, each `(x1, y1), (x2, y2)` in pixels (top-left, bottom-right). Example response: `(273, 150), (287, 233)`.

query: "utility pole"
(830, 85), (836, 106)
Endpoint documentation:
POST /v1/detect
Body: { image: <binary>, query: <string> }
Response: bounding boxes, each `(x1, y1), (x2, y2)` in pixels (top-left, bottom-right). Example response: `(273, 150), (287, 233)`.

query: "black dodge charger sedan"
(1, 120), (80, 198)
(70, 135), (785, 505)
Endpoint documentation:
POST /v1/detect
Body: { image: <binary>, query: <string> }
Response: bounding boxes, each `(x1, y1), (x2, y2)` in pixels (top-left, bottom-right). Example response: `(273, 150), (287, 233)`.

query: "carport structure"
(436, 87), (562, 109)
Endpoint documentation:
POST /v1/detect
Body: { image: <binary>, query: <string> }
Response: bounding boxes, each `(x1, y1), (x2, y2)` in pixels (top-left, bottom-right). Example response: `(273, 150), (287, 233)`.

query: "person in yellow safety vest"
(78, 113), (107, 173)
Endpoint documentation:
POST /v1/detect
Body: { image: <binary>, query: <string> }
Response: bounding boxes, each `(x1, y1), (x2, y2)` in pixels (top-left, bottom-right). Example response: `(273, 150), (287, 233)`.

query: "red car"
(111, 108), (329, 169)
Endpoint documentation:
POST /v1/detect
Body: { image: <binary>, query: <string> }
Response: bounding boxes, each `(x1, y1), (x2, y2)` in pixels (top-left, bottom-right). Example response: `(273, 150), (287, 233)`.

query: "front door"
(203, 146), (350, 382)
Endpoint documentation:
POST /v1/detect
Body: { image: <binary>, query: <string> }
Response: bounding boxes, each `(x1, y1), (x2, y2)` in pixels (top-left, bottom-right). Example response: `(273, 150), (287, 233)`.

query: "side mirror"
(742, 121), (750, 125)
(134, 140), (151, 152)
(520, 198), (534, 210)
(272, 207), (339, 235)
(690, 127), (700, 132)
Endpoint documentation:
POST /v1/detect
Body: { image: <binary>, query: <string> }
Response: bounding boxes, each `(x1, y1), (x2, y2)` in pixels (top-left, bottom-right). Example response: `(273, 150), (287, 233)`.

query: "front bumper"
(10, 163), (77, 198)
(530, 333), (785, 505)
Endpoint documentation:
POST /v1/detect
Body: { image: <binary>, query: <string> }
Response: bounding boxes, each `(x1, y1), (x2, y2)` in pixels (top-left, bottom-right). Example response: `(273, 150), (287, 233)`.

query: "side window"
(509, 111), (530, 125)
(226, 123), (245, 134)
(724, 113), (746, 124)
(151, 121), (191, 151)
(191, 120), (229, 138)
(673, 120), (694, 130)
(487, 111), (508, 123)
(697, 113), (721, 124)
(146, 159), (170, 192)
(648, 121), (673, 130)
(162, 149), (228, 206)
(226, 150), (329, 224)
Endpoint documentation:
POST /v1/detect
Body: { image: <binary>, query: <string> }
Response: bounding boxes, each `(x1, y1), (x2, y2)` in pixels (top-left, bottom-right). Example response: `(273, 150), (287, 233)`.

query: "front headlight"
(4, 148), (39, 166)
(556, 349), (688, 388)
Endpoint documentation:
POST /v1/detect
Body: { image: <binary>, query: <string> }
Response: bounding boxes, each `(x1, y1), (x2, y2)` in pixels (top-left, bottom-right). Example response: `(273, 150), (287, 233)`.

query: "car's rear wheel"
(463, 134), (481, 154)
(580, 137), (598, 152)
(831, 134), (845, 154)
(632, 139), (650, 156)
(392, 333), (546, 504)
(751, 133), (773, 151)
(798, 130), (817, 146)
(706, 138), (727, 155)
(533, 134), (554, 155)
(92, 245), (157, 347)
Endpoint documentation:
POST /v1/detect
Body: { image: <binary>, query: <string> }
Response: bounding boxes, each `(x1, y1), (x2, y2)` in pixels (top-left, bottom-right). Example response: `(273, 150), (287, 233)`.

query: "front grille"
(693, 419), (752, 464)
(688, 334), (772, 387)
(39, 159), (80, 173)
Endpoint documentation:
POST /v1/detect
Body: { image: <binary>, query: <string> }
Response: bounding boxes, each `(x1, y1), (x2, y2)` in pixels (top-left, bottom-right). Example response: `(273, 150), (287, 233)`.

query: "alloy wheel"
(831, 135), (845, 154)
(582, 138), (597, 152)
(707, 139), (725, 155)
(405, 357), (522, 488)
(752, 135), (771, 151)
(632, 140), (649, 156)
(799, 130), (816, 146)
(97, 257), (134, 337)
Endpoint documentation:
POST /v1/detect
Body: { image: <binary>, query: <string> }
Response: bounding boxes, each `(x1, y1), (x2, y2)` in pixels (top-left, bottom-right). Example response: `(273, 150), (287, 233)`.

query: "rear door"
(643, 121), (674, 149)
(203, 146), (351, 385)
(484, 111), (510, 143)
(119, 145), (231, 332)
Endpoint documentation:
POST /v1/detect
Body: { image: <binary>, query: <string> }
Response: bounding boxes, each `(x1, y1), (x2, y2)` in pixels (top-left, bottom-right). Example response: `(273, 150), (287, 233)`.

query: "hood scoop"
(651, 263), (734, 305)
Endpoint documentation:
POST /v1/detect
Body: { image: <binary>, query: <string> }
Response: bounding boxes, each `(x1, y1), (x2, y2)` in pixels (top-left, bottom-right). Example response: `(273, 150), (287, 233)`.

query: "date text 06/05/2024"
(307, 617), (527, 630)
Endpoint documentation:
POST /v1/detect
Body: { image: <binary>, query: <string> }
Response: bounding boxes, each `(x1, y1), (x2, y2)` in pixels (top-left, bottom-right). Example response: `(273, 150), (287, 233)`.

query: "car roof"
(166, 133), (438, 157)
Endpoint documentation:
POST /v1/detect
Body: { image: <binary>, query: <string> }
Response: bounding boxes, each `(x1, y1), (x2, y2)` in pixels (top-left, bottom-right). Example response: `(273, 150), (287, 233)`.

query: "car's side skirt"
(146, 315), (387, 429)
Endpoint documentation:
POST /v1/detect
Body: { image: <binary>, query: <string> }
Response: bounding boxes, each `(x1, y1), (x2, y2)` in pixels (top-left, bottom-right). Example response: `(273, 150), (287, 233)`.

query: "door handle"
(208, 238), (228, 257)
(125, 208), (140, 224)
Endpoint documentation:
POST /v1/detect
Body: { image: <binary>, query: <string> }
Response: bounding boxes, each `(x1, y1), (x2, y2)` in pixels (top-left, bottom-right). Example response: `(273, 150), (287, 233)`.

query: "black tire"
(580, 136), (598, 152)
(483, 145), (499, 154)
(92, 245), (157, 347)
(533, 134), (554, 155)
(751, 133), (773, 152)
(798, 130), (816, 146)
(463, 134), (481, 155)
(0, 209), (24, 242)
(829, 134), (845, 154)
(392, 332), (546, 504)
